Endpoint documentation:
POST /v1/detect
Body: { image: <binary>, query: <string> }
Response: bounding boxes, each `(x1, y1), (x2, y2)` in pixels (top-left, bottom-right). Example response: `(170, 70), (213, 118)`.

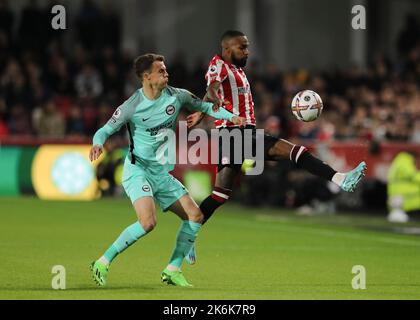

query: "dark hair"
(221, 30), (245, 42)
(133, 53), (165, 80)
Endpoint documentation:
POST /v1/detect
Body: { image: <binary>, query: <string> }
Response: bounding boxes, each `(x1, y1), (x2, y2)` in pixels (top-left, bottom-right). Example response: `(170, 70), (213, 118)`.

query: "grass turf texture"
(1, 197), (420, 300)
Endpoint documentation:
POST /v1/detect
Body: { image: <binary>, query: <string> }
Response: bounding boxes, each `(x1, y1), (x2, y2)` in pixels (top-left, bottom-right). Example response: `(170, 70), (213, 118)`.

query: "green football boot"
(341, 161), (367, 192)
(161, 269), (193, 287)
(90, 260), (109, 287)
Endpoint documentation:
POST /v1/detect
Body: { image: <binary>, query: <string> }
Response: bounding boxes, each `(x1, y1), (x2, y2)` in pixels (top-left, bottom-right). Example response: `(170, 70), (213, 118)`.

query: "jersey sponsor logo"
(238, 86), (250, 95)
(166, 105), (175, 115)
(110, 117), (117, 124)
(142, 185), (150, 192)
(142, 117), (151, 122)
(146, 119), (174, 136)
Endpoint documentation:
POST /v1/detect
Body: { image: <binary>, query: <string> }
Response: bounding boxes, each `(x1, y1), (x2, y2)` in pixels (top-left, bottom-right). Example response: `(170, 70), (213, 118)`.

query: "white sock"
(332, 172), (346, 187)
(99, 256), (110, 266)
(166, 264), (181, 272)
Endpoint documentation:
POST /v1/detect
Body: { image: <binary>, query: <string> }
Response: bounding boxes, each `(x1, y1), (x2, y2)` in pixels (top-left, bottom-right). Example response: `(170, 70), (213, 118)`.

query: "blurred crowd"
(0, 0), (420, 144)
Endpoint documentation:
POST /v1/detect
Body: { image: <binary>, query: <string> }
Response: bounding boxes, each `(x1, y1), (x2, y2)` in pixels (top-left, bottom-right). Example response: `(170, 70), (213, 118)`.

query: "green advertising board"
(0, 147), (21, 195)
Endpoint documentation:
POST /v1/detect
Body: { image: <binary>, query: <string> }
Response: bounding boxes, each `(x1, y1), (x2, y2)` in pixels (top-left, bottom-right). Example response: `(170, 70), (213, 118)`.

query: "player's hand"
(187, 112), (205, 128)
(89, 145), (103, 162)
(232, 116), (247, 128)
(211, 97), (223, 112)
(211, 99), (229, 112)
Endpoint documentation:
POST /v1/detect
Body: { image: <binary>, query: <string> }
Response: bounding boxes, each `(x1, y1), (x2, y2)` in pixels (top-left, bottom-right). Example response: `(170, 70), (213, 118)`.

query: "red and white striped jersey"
(205, 55), (256, 128)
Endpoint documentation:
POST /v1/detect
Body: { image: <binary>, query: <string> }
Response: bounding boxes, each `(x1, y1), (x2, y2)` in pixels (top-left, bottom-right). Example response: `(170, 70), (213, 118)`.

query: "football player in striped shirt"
(185, 30), (367, 264)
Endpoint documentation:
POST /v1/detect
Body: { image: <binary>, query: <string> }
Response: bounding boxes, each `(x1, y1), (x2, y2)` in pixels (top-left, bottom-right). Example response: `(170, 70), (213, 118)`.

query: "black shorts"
(216, 125), (279, 172)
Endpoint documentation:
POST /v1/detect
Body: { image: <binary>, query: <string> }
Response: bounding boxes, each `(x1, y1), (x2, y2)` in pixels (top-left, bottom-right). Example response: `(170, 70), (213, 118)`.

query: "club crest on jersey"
(166, 105), (175, 115)
(142, 185), (150, 192)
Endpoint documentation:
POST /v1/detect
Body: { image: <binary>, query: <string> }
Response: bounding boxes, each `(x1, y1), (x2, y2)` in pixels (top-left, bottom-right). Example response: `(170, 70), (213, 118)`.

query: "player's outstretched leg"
(90, 221), (147, 286)
(268, 139), (367, 192)
(90, 197), (155, 286)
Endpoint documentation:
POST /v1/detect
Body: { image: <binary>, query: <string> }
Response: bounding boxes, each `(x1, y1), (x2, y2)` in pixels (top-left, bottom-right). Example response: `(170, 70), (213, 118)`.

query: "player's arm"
(90, 125), (115, 162)
(90, 95), (135, 162)
(188, 58), (228, 128)
(182, 90), (245, 127)
(186, 91), (211, 128)
(186, 82), (226, 128)
(206, 81), (224, 112)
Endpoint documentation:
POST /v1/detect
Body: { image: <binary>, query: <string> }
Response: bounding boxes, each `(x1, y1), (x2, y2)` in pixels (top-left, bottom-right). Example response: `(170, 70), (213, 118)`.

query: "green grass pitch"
(1, 197), (420, 300)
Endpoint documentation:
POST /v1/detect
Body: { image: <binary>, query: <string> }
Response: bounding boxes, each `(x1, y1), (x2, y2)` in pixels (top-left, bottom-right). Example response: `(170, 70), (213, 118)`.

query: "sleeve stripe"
(126, 123), (136, 164)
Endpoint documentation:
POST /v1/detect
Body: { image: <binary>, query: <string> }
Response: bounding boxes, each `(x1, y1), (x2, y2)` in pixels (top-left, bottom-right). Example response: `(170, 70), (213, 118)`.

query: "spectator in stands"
(32, 99), (66, 138)
(75, 64), (103, 98)
(7, 103), (32, 135)
(0, 2), (418, 151)
(47, 53), (73, 96)
(66, 105), (85, 137)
